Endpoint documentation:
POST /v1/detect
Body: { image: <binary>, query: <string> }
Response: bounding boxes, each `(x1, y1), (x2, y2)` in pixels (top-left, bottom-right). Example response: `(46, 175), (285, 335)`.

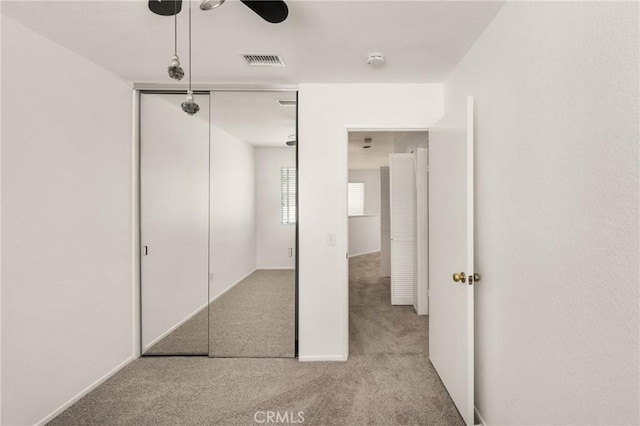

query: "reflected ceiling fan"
(149, 0), (289, 24)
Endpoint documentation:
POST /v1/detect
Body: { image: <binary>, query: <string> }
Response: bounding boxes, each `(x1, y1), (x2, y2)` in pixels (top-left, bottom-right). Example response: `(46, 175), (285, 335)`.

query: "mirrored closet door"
(208, 91), (297, 358)
(140, 90), (296, 358)
(140, 92), (210, 355)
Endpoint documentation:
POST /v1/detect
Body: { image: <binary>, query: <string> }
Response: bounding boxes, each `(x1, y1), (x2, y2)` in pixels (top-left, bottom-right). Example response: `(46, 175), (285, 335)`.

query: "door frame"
(133, 87), (300, 358)
(343, 126), (430, 358)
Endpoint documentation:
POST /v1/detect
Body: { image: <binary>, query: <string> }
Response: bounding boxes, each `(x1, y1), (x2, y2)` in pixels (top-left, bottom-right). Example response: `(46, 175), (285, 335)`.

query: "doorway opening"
(346, 130), (429, 355)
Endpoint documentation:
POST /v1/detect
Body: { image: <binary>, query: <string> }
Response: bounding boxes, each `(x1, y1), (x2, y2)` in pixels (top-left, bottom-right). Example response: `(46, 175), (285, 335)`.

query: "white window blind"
(348, 182), (365, 216)
(281, 167), (296, 224)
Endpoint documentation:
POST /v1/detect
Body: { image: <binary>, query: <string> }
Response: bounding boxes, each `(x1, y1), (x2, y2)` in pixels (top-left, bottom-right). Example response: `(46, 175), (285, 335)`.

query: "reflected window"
(281, 167), (296, 224)
(348, 182), (365, 216)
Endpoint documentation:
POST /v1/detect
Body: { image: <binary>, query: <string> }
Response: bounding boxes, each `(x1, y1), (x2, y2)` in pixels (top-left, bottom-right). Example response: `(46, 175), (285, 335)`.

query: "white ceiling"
(348, 131), (428, 169)
(2, 0), (505, 85)
(211, 91), (296, 146)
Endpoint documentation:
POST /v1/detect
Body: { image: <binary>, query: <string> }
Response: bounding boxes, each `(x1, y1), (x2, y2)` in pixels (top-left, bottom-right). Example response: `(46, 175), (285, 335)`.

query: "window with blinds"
(348, 182), (365, 216)
(281, 167), (297, 225)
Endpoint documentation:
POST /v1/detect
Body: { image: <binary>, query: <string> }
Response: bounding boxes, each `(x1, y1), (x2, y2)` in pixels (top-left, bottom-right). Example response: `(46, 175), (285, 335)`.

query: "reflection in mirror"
(140, 93), (210, 356)
(209, 91), (296, 358)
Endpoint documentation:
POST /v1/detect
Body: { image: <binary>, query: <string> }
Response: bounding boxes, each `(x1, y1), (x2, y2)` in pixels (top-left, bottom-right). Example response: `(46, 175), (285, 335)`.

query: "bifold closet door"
(389, 153), (416, 306)
(140, 93), (210, 355)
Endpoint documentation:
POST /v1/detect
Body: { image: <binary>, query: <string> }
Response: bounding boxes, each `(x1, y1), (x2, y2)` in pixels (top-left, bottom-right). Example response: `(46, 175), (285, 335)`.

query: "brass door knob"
(452, 272), (466, 283)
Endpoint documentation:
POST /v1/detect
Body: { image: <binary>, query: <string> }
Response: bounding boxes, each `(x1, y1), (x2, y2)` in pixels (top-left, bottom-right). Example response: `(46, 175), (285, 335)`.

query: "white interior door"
(429, 96), (475, 425)
(140, 93), (210, 353)
(389, 153), (416, 306)
(379, 166), (391, 277)
(415, 147), (429, 315)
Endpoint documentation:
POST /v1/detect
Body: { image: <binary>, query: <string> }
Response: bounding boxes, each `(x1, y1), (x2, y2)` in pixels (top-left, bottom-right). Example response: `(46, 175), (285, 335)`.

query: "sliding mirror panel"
(141, 93), (210, 355)
(209, 91), (296, 358)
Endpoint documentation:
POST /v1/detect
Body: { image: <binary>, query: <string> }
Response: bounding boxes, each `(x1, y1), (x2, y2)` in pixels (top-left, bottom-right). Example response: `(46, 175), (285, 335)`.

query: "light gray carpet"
(145, 269), (295, 357)
(144, 307), (209, 356)
(209, 269), (295, 358)
(48, 252), (464, 426)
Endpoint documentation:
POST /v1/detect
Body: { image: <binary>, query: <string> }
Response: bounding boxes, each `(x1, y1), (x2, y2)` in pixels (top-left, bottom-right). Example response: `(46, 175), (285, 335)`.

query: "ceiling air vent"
(241, 54), (286, 67)
(277, 99), (297, 106)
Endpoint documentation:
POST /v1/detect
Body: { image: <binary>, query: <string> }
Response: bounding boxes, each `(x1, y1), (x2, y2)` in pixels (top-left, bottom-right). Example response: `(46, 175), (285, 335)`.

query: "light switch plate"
(327, 233), (336, 246)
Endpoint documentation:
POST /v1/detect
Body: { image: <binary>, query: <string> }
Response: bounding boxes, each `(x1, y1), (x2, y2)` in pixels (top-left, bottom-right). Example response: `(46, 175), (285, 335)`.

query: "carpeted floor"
(209, 269), (295, 358)
(48, 252), (464, 426)
(145, 269), (295, 357)
(144, 307), (209, 356)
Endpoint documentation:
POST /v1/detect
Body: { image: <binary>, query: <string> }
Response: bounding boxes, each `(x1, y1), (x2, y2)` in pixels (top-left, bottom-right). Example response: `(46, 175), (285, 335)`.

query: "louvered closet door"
(389, 153), (416, 306)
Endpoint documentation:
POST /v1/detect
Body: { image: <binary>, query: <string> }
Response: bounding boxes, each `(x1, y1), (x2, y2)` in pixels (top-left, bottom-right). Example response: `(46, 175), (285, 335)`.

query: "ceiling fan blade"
(148, 0), (182, 16)
(240, 1), (288, 23)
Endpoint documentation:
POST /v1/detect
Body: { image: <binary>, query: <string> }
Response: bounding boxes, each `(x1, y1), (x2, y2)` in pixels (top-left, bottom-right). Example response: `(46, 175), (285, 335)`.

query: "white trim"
(143, 301), (209, 352)
(35, 356), (134, 426)
(132, 89), (141, 359)
(209, 268), (256, 303)
(133, 83), (299, 92)
(346, 127), (431, 132)
(474, 406), (487, 426)
(256, 267), (295, 270)
(298, 355), (348, 362)
(466, 96), (475, 426)
(348, 250), (380, 258)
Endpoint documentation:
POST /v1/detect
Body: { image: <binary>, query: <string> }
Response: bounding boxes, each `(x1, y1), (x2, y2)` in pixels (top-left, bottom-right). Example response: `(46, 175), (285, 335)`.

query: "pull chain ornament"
(181, 0), (199, 115)
(168, 55), (184, 80)
(168, 1), (184, 80)
(181, 90), (200, 115)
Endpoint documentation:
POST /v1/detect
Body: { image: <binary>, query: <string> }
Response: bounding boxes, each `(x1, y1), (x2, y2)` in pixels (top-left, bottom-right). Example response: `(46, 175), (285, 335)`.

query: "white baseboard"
(256, 267), (295, 270)
(209, 268), (256, 303)
(391, 296), (414, 306)
(35, 356), (134, 426)
(298, 355), (347, 362)
(143, 300), (209, 352)
(474, 406), (487, 426)
(348, 250), (380, 258)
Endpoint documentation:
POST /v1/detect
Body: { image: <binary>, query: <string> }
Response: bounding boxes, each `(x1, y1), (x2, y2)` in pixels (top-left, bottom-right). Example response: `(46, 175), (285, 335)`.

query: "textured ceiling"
(2, 0), (505, 84)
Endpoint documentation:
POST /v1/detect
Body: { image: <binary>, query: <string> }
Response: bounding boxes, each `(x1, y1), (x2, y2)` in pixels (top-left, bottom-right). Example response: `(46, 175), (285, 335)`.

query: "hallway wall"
(1, 16), (133, 426)
(445, 2), (639, 424)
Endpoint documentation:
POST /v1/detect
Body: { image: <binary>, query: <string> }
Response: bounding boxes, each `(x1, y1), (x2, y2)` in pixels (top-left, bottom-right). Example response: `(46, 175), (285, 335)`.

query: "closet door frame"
(133, 87), (299, 358)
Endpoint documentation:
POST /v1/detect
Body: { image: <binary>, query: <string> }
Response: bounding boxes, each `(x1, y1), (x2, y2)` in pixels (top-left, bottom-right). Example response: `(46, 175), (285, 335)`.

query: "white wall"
(1, 16), (133, 426)
(298, 84), (443, 360)
(348, 169), (381, 257)
(348, 169), (380, 215)
(210, 124), (256, 300)
(348, 216), (380, 257)
(255, 147), (296, 269)
(444, 2), (639, 424)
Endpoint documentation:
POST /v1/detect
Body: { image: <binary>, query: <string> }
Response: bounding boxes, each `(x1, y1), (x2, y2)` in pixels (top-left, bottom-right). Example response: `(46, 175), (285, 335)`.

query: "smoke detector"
(366, 53), (385, 67)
